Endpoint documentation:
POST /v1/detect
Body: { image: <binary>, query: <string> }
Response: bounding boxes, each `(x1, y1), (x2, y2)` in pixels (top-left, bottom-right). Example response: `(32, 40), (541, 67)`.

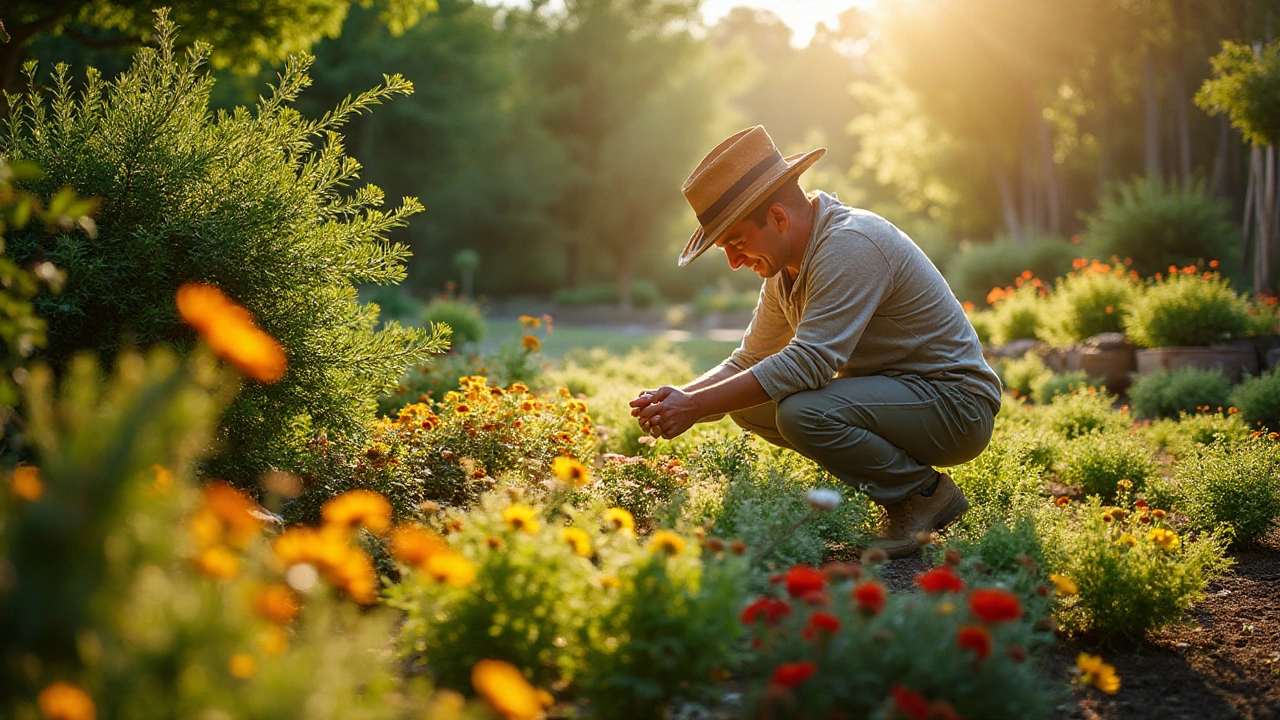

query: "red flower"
(771, 661), (817, 689)
(916, 566), (964, 593)
(784, 565), (827, 599)
(890, 685), (930, 720)
(1135, 499), (1148, 509)
(968, 588), (1021, 623)
(956, 624), (991, 660)
(741, 597), (792, 626)
(853, 580), (887, 615)
(803, 611), (842, 639)
(930, 700), (965, 720)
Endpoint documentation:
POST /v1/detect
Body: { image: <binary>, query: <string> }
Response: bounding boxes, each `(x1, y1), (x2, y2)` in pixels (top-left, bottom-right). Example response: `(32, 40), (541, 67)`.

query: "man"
(630, 126), (1001, 558)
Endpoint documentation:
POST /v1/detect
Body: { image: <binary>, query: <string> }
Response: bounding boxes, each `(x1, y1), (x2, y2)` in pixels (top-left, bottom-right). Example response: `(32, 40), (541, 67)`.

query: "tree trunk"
(1263, 145), (1278, 294)
(1036, 104), (1062, 235)
(996, 164), (1022, 241)
(1144, 44), (1162, 180)
(1170, 0), (1193, 187)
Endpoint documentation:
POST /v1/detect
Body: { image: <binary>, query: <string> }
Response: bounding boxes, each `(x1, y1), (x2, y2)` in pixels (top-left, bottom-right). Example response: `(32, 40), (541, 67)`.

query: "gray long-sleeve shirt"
(727, 192), (1002, 410)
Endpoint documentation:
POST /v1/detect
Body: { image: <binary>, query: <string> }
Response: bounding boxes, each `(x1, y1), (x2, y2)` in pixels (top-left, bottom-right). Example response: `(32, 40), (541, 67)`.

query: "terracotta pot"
(1070, 346), (1137, 394)
(1134, 342), (1260, 383)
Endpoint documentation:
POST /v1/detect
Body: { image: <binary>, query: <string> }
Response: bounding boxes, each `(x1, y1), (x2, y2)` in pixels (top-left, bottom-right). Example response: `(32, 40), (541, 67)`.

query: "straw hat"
(677, 126), (826, 267)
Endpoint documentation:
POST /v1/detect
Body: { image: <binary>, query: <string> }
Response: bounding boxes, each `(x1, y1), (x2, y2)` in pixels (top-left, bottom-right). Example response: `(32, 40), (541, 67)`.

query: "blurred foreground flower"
(472, 659), (548, 720)
(11, 465), (43, 501)
(177, 282), (286, 382)
(806, 488), (841, 511)
(1077, 653), (1121, 694)
(38, 682), (95, 720)
(552, 456), (590, 487)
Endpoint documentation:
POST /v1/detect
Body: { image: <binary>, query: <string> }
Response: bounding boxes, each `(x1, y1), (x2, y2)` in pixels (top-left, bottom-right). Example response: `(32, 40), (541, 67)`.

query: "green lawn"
(481, 318), (740, 374)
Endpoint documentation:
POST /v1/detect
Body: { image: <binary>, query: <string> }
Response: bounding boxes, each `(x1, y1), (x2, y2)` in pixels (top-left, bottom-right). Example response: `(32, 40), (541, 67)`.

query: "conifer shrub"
(1127, 367), (1233, 420)
(1123, 272), (1252, 348)
(1230, 365), (1280, 432)
(0, 15), (445, 480)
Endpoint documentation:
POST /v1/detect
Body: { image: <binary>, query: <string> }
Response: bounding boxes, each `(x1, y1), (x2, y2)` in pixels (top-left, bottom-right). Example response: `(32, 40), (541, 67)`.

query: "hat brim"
(677, 147), (827, 267)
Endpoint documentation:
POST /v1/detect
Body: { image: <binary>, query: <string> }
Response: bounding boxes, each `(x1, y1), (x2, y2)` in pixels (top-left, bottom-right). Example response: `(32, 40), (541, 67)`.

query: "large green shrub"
(989, 285), (1046, 346)
(1037, 266), (1139, 347)
(1230, 365), (1280, 432)
(421, 295), (487, 346)
(1123, 272), (1252, 347)
(1, 18), (445, 479)
(945, 235), (1078, 304)
(1084, 177), (1240, 280)
(1167, 437), (1280, 547)
(1127, 367), (1233, 420)
(1055, 430), (1157, 500)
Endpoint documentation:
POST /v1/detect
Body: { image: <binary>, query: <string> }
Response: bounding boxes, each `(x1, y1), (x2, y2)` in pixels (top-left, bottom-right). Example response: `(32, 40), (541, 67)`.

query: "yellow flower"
(503, 505), (541, 534)
(521, 334), (541, 352)
(1117, 533), (1138, 547)
(600, 576), (622, 589)
(193, 546), (241, 580)
(427, 552), (478, 586)
(935, 600), (955, 616)
(1147, 528), (1181, 552)
(509, 382), (529, 394)
(326, 549), (378, 605)
(37, 681), (95, 720)
(1152, 509), (1167, 520)
(201, 481), (264, 549)
(390, 524), (448, 570)
(603, 507), (634, 534)
(518, 315), (542, 329)
(1048, 574), (1078, 596)
(552, 456), (591, 487)
(176, 282), (286, 383)
(472, 659), (545, 720)
(1077, 653), (1121, 694)
(561, 527), (592, 557)
(228, 653), (258, 680)
(259, 625), (289, 656)
(322, 490), (392, 534)
(146, 464), (173, 496)
(12, 465), (43, 501)
(648, 530), (686, 556)
(252, 584), (300, 624)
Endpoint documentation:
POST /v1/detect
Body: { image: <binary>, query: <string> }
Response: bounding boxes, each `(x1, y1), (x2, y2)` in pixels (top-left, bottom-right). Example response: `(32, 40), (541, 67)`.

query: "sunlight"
(701, 0), (880, 46)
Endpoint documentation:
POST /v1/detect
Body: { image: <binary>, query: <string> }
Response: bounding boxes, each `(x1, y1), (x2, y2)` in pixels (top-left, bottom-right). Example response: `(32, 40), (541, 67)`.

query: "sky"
(700, 0), (880, 47)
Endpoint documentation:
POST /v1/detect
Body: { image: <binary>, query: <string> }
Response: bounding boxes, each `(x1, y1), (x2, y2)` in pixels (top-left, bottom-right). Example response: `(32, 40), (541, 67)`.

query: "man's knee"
(775, 393), (826, 446)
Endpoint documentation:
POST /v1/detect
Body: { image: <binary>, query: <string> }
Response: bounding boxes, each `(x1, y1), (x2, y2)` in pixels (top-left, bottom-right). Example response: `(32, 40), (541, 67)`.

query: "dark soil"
(868, 530), (1280, 720)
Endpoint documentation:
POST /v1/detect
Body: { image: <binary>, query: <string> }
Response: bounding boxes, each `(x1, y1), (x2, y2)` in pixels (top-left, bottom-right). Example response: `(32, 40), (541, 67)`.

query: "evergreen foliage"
(1, 13), (447, 479)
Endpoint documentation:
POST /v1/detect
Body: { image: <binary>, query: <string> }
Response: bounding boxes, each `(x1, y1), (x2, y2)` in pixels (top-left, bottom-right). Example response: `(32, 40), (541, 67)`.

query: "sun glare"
(701, 0), (880, 47)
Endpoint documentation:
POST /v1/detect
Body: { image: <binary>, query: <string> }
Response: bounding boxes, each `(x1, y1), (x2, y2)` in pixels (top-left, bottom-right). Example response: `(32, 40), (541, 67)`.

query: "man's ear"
(769, 203), (789, 233)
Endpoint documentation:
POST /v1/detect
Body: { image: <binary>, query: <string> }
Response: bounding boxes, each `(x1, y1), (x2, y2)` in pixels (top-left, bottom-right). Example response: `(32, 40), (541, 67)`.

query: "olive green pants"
(729, 375), (996, 505)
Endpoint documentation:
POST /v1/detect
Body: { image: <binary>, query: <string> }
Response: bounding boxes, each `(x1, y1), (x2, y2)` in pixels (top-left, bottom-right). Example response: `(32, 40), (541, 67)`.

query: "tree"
(0, 0), (439, 95)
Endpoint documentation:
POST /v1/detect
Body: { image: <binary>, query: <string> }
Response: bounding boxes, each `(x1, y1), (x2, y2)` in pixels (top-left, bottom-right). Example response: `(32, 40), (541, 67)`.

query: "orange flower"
(518, 315), (542, 329)
(425, 551), (477, 586)
(38, 682), (95, 720)
(228, 652), (257, 679)
(1077, 653), (1121, 694)
(957, 624), (992, 660)
(193, 546), (241, 580)
(521, 334), (541, 352)
(201, 481), (264, 548)
(322, 490), (392, 534)
(11, 465), (43, 501)
(472, 660), (545, 720)
(176, 282), (286, 383)
(252, 584), (300, 624)
(968, 588), (1021, 623)
(391, 525), (448, 569)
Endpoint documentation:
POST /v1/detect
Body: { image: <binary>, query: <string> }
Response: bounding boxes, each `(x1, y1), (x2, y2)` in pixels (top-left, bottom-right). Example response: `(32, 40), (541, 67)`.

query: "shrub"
(692, 280), (760, 315)
(740, 562), (1060, 719)
(553, 280), (662, 308)
(1, 18), (445, 479)
(1230, 365), (1280, 432)
(1168, 437), (1280, 547)
(989, 285), (1047, 346)
(967, 308), (995, 345)
(946, 235), (1078, 304)
(1039, 494), (1232, 639)
(997, 353), (1052, 399)
(1140, 411), (1254, 459)
(290, 375), (598, 522)
(1040, 388), (1129, 440)
(1084, 176), (1239, 280)
(1037, 264), (1139, 347)
(584, 454), (691, 530)
(360, 283), (424, 325)
(1056, 430), (1157, 500)
(421, 295), (487, 346)
(948, 434), (1047, 535)
(1031, 371), (1104, 405)
(1127, 367), (1233, 420)
(1123, 272), (1252, 348)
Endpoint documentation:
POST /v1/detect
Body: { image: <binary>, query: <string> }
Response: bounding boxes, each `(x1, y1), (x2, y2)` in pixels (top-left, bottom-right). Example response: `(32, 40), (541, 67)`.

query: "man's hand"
(630, 385), (698, 440)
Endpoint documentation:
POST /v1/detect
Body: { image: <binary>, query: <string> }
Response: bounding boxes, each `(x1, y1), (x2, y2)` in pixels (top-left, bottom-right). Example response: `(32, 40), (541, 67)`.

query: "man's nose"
(724, 247), (745, 270)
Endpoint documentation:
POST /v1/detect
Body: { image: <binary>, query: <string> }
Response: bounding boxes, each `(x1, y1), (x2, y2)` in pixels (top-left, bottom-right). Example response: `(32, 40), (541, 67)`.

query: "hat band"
(695, 150), (784, 227)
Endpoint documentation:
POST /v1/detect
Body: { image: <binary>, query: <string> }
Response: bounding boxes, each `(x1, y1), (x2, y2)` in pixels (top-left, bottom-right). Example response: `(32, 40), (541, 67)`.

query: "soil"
(868, 530), (1280, 720)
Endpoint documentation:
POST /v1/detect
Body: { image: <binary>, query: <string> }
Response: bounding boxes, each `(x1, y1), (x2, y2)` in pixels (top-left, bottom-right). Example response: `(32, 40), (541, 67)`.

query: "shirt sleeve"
(749, 233), (896, 401)
(727, 280), (792, 371)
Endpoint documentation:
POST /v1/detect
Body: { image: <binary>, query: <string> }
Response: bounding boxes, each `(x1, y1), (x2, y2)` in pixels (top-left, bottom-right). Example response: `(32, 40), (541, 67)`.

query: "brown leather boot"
(876, 473), (969, 559)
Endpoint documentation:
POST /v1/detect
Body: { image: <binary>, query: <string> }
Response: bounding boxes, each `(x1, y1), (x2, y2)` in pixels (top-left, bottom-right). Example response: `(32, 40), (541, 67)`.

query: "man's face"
(715, 214), (786, 279)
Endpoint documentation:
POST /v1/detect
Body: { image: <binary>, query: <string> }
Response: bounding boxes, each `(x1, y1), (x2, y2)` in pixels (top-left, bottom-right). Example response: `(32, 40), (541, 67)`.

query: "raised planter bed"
(1134, 341), (1260, 383)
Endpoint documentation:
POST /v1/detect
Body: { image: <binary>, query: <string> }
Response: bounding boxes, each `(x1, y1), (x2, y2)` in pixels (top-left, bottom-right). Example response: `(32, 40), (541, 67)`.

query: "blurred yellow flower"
(648, 530), (685, 556)
(176, 282), (286, 383)
(603, 507), (634, 534)
(322, 489), (392, 534)
(228, 653), (258, 679)
(391, 524), (448, 570)
(472, 659), (544, 720)
(552, 456), (590, 487)
(936, 601), (955, 616)
(518, 315), (542, 329)
(600, 576), (622, 589)
(252, 584), (300, 624)
(427, 552), (478, 587)
(521, 335), (541, 352)
(1117, 533), (1138, 547)
(12, 465), (43, 501)
(202, 481), (263, 548)
(561, 527), (592, 557)
(193, 546), (241, 580)
(503, 505), (541, 534)
(146, 464), (173, 496)
(1048, 574), (1078, 596)
(37, 681), (95, 720)
(259, 625), (289, 656)
(328, 549), (378, 605)
(1077, 653), (1120, 694)
(1147, 528), (1181, 552)
(509, 382), (529, 394)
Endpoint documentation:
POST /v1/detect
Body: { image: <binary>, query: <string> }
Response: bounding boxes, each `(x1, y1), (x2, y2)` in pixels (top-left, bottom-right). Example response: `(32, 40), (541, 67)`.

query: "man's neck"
(784, 196), (819, 276)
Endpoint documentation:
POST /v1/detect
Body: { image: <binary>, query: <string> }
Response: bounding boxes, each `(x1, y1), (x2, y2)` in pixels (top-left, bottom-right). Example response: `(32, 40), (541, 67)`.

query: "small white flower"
(807, 488), (842, 512)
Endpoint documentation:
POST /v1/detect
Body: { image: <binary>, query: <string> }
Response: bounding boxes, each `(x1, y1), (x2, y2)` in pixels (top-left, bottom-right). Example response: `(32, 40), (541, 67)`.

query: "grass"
(482, 318), (740, 375)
